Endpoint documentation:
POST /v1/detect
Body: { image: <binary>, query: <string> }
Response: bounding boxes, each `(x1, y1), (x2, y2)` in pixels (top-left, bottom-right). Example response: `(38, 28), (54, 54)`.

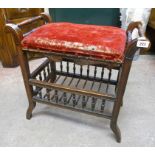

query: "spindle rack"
(29, 55), (120, 120)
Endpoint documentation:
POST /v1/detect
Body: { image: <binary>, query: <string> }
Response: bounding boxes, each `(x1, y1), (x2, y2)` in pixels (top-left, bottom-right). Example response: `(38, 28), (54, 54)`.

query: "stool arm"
(4, 12), (52, 46)
(5, 23), (23, 46)
(127, 21), (143, 37)
(17, 12), (51, 29)
(40, 12), (52, 23)
(125, 21), (150, 60)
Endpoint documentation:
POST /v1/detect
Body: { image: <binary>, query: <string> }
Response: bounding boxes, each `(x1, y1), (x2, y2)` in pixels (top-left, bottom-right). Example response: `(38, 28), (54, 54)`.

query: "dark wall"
(49, 8), (121, 27)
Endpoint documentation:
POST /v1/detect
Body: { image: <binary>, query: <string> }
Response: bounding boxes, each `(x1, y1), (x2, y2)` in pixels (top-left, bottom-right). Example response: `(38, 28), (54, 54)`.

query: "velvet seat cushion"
(22, 22), (127, 62)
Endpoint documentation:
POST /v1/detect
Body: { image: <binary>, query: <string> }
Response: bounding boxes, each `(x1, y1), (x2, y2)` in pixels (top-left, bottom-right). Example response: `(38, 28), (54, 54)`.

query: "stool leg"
(121, 99), (123, 107)
(18, 51), (36, 120)
(110, 122), (121, 142)
(26, 102), (36, 120)
(110, 58), (133, 142)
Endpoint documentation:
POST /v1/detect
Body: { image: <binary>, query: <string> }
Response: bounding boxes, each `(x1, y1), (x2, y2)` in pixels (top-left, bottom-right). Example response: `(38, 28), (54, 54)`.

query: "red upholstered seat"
(22, 22), (127, 62)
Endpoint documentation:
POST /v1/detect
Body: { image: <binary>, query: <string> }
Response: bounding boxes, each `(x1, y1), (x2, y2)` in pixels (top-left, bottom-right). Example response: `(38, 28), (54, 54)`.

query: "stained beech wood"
(6, 13), (150, 143)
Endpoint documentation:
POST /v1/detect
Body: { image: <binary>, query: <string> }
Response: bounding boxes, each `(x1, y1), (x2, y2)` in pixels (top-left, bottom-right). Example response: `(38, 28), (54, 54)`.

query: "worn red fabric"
(22, 22), (126, 62)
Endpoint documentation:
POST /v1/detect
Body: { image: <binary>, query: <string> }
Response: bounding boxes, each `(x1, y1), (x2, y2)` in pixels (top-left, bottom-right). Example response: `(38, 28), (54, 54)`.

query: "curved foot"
(26, 102), (36, 120)
(26, 112), (32, 120)
(110, 122), (121, 143)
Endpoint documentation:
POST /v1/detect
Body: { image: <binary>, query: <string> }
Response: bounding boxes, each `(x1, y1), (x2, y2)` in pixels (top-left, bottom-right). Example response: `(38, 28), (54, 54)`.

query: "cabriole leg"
(111, 58), (133, 142)
(26, 101), (36, 119)
(18, 51), (36, 120)
(110, 121), (121, 142)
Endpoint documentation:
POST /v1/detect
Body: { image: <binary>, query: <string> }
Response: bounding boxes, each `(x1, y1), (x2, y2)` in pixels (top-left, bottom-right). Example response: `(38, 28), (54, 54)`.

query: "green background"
(49, 8), (121, 27)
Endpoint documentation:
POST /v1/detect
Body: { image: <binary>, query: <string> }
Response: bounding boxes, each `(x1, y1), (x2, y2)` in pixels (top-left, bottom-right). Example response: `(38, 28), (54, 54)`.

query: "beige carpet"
(0, 55), (155, 146)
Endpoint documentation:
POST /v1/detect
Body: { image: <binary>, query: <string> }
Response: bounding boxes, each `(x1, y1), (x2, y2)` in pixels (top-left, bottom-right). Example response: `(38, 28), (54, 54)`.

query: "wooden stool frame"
(5, 13), (149, 143)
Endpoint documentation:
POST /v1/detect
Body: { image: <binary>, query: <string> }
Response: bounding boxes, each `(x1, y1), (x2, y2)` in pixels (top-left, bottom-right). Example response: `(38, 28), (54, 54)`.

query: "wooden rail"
(29, 79), (116, 101)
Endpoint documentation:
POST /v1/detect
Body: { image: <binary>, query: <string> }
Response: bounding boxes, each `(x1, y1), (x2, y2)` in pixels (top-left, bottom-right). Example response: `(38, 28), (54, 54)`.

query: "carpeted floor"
(0, 55), (155, 147)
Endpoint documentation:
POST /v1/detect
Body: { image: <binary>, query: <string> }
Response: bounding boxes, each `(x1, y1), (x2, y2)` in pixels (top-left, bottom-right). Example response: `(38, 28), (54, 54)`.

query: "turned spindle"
(82, 95), (87, 108)
(72, 94), (76, 107)
(54, 90), (59, 103)
(91, 97), (96, 111)
(101, 100), (105, 112)
(63, 92), (67, 104)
